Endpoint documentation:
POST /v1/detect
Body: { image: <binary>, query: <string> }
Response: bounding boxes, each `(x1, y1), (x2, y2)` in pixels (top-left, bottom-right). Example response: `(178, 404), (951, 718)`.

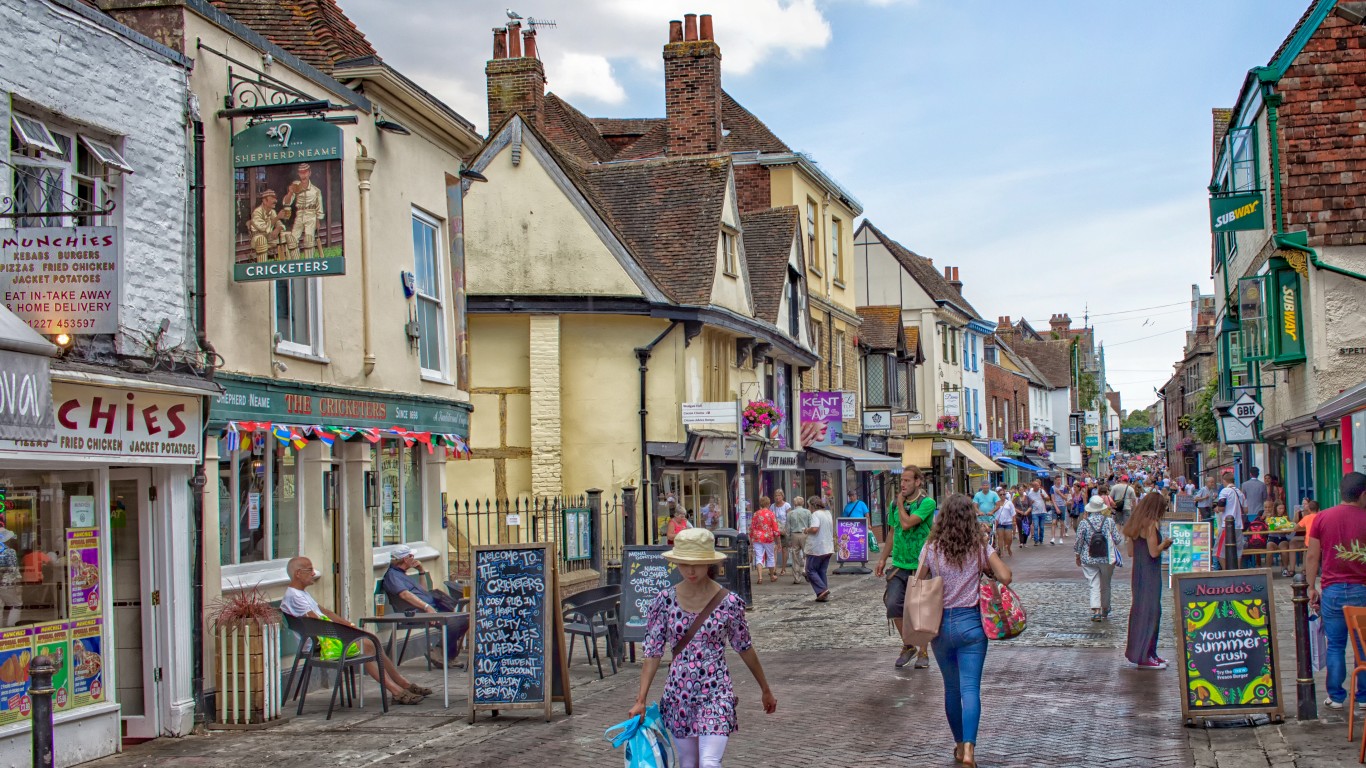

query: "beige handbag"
(899, 549), (943, 647)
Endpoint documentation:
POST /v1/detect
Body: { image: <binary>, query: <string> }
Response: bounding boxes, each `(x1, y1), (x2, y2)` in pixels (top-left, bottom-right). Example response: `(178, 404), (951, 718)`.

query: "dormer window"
(721, 228), (738, 276)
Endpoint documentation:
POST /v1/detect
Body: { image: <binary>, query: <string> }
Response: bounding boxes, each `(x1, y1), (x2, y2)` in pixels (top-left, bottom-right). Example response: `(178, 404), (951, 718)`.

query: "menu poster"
(836, 517), (869, 563)
(1173, 570), (1282, 722)
(66, 529), (101, 618)
(468, 543), (569, 723)
(1169, 522), (1213, 586)
(0, 627), (33, 726)
(33, 622), (71, 711)
(619, 546), (682, 644)
(70, 619), (104, 708)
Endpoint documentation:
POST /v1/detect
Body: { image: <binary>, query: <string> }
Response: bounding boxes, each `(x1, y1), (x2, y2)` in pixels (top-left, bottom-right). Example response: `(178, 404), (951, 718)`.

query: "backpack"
(1086, 517), (1109, 559)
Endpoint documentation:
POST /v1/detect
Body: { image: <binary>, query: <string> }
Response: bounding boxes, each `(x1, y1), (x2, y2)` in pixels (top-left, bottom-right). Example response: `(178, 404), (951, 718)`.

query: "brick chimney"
(487, 22), (546, 131)
(664, 13), (722, 156)
(946, 266), (963, 293)
(1049, 313), (1072, 335)
(996, 316), (1016, 343)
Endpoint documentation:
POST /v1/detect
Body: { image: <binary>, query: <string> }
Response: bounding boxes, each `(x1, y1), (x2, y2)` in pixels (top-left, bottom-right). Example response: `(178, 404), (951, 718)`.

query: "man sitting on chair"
(282, 556), (430, 705)
(382, 545), (469, 668)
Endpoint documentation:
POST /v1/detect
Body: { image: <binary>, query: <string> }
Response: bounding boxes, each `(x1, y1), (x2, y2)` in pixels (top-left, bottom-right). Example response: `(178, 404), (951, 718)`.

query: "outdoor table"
(359, 611), (465, 709)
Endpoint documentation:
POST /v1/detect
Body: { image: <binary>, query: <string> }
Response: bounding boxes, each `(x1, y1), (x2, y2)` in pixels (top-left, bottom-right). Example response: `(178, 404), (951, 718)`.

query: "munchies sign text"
(0, 382), (201, 462)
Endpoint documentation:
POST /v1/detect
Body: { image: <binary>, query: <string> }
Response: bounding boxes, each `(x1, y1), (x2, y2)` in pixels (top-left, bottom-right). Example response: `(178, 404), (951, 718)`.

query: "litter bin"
(711, 527), (752, 608)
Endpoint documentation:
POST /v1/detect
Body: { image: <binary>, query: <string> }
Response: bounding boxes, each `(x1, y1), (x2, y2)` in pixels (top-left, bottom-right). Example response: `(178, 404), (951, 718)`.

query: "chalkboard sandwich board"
(468, 543), (571, 723)
(1172, 569), (1283, 724)
(620, 545), (683, 645)
(1174, 493), (1198, 518)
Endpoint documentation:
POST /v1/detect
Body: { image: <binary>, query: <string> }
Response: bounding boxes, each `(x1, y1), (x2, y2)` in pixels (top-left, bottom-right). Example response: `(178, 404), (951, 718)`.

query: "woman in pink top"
(921, 495), (1012, 768)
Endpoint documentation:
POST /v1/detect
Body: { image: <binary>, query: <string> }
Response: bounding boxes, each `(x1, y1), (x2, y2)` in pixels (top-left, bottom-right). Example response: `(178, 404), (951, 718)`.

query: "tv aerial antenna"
(506, 10), (556, 30)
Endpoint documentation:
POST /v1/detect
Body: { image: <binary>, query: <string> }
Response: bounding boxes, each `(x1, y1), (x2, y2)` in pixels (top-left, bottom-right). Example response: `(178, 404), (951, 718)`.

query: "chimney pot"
(699, 14), (714, 40)
(943, 266), (952, 280)
(669, 19), (684, 42)
(508, 21), (522, 57)
(523, 29), (537, 59)
(492, 27), (507, 59)
(684, 13), (698, 41)
(954, 267), (960, 281)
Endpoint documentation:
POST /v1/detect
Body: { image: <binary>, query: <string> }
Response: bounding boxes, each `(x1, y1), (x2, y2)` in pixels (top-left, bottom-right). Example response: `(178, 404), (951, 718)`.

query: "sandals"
(408, 683), (434, 696)
(392, 690), (423, 705)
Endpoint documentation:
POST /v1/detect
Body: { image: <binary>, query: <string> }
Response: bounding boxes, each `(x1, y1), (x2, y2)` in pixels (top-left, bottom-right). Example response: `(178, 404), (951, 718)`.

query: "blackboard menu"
(1173, 570), (1282, 722)
(620, 545), (682, 644)
(470, 544), (550, 710)
(1174, 493), (1198, 517)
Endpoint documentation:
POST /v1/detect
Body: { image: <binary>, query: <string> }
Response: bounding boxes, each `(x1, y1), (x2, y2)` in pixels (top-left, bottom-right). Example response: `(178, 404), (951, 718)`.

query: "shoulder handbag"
(900, 549), (943, 647)
(672, 588), (730, 658)
(979, 576), (1027, 640)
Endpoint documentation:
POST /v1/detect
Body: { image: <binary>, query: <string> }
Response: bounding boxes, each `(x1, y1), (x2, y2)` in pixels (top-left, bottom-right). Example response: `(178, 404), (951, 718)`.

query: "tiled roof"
(857, 221), (982, 320)
(590, 117), (664, 137)
(906, 326), (920, 357)
(543, 94), (617, 164)
(210, 0), (376, 73)
(1211, 108), (1233, 168)
(720, 92), (791, 154)
(1010, 339), (1073, 389)
(857, 306), (903, 351)
(582, 155), (732, 306)
(612, 122), (670, 161)
(740, 207), (800, 326)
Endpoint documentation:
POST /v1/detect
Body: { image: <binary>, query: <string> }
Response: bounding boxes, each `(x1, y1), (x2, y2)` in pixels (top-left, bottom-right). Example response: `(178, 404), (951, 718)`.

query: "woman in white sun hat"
(629, 527), (777, 767)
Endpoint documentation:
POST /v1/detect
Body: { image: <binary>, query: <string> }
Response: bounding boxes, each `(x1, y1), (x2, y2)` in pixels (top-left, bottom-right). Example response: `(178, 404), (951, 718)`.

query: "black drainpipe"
(190, 118), (216, 723)
(633, 321), (680, 545)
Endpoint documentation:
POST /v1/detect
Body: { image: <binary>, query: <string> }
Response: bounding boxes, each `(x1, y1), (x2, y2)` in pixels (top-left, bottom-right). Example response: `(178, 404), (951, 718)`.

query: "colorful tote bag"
(979, 579), (1027, 640)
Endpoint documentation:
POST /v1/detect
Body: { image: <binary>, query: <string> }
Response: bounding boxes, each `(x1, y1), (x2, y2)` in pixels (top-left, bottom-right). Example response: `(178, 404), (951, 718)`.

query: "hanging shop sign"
(211, 376), (470, 436)
(0, 348), (54, 441)
(0, 382), (202, 463)
(764, 450), (801, 471)
(943, 391), (961, 417)
(1270, 262), (1306, 366)
(232, 119), (345, 282)
(862, 409), (891, 432)
(1209, 192), (1266, 234)
(0, 227), (119, 334)
(800, 391), (843, 447)
(681, 402), (738, 426)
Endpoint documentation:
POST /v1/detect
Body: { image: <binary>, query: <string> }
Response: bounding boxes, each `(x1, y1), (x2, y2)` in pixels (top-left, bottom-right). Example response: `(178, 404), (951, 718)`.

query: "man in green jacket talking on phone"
(874, 465), (936, 669)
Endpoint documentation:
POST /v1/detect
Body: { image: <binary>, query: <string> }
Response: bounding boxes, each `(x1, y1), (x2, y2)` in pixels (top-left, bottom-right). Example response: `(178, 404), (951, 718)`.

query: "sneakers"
(895, 646), (917, 668)
(913, 650), (931, 669)
(1136, 660), (1167, 670)
(1324, 697), (1345, 710)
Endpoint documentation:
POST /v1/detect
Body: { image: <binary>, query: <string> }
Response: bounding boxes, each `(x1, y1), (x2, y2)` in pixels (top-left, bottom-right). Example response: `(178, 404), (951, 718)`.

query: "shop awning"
(809, 444), (903, 473)
(0, 305), (55, 441)
(947, 439), (1002, 472)
(902, 437), (934, 469)
(1316, 380), (1366, 422)
(997, 456), (1048, 474)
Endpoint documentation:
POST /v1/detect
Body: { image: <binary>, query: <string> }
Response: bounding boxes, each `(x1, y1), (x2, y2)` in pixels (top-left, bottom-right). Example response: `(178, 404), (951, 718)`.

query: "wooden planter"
(214, 619), (283, 727)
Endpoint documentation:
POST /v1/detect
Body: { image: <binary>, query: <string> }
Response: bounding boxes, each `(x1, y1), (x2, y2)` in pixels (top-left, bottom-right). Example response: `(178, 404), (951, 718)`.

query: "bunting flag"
(222, 422), (241, 454)
(271, 424), (294, 447)
(222, 420), (458, 454)
(289, 428), (308, 451)
(357, 428), (381, 443)
(313, 427), (336, 447)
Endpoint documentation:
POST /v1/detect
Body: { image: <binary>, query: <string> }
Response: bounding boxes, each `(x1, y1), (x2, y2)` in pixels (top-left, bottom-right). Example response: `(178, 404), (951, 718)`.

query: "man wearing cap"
(382, 546), (467, 668)
(1110, 474), (1137, 526)
(247, 188), (295, 262)
(282, 162), (324, 259)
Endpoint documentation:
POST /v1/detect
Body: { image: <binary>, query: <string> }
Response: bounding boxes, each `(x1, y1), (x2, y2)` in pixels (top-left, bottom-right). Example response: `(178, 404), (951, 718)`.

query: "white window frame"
(721, 228), (739, 276)
(9, 116), (121, 229)
(11, 113), (61, 154)
(830, 217), (843, 283)
(834, 330), (845, 387)
(374, 440), (425, 547)
(806, 200), (821, 276)
(412, 207), (450, 381)
(273, 278), (325, 360)
(218, 442), (304, 579)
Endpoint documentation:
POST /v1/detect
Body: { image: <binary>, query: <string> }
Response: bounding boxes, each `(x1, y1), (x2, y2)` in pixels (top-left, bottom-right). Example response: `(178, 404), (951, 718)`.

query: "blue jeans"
(931, 606), (988, 745)
(806, 554), (832, 595)
(1322, 583), (1366, 703)
(1031, 513), (1046, 543)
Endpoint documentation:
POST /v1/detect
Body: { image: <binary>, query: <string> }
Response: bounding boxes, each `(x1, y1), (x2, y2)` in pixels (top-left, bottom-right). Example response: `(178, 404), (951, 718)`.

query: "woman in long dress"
(630, 528), (777, 767)
(1122, 492), (1173, 669)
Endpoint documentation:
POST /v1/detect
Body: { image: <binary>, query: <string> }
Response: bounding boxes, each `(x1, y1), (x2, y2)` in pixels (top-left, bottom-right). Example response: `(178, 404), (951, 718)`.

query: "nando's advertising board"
(232, 119), (345, 282)
(1172, 569), (1283, 723)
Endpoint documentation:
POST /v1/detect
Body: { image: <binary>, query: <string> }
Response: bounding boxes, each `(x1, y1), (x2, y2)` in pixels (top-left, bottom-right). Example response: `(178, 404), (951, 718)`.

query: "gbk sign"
(1209, 193), (1265, 234)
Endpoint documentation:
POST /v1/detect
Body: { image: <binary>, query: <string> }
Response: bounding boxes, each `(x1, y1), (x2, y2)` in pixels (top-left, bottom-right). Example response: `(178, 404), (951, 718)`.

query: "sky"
(342, 0), (1311, 412)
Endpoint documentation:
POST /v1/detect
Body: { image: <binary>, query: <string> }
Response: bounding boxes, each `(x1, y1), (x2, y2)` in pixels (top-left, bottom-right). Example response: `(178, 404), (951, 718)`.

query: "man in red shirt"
(1307, 472), (1366, 709)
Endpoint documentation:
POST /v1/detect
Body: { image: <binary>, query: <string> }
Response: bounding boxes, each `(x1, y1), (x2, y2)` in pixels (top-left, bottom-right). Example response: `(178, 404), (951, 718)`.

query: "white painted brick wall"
(0, 0), (191, 355)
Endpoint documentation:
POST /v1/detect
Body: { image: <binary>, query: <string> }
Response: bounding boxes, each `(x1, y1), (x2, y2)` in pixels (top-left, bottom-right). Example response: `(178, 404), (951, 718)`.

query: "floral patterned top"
(642, 586), (753, 738)
(749, 508), (779, 544)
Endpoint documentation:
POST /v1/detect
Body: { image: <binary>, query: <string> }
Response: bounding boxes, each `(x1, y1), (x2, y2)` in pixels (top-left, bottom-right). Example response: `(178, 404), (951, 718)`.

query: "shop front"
(206, 375), (470, 626)
(0, 370), (211, 766)
(804, 443), (902, 512)
(651, 430), (763, 537)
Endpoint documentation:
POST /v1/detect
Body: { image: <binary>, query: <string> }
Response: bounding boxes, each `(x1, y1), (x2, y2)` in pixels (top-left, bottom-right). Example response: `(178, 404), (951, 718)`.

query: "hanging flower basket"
(936, 415), (960, 432)
(742, 400), (784, 436)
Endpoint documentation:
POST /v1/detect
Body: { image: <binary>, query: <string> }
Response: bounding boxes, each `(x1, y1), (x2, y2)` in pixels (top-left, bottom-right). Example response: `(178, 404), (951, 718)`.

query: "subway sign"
(1210, 192), (1266, 233)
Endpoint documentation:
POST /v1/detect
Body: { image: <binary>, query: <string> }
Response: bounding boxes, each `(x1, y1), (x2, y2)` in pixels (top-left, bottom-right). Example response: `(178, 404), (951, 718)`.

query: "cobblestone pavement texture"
(88, 536), (1364, 767)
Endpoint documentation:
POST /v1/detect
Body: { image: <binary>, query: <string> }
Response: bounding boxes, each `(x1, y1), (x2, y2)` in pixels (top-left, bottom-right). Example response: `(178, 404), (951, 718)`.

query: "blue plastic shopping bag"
(605, 702), (675, 768)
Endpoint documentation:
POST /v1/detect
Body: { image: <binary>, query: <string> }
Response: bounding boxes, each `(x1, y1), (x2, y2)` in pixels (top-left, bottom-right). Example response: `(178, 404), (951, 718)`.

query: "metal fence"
(445, 489), (631, 580)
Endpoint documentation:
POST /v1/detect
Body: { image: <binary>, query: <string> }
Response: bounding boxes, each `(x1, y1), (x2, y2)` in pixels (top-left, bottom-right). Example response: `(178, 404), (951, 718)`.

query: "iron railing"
(446, 490), (630, 580)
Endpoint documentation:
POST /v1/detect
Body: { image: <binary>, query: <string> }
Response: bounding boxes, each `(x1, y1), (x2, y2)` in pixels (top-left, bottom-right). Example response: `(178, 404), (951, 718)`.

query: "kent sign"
(1209, 193), (1266, 234)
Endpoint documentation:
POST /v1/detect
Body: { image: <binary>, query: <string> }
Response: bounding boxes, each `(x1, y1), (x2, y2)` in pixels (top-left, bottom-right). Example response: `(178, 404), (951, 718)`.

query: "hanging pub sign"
(232, 119), (345, 282)
(1209, 192), (1265, 234)
(0, 227), (119, 333)
(1269, 261), (1306, 365)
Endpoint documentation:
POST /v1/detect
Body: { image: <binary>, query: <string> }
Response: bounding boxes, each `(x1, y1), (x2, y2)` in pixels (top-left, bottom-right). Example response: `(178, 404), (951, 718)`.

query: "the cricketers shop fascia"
(0, 368), (214, 763)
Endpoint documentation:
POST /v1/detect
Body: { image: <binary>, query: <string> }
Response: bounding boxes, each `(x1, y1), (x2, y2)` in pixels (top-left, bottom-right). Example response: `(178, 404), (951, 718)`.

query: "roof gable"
(1010, 339), (1072, 389)
(741, 206), (801, 325)
(855, 220), (982, 321)
(720, 91), (791, 154)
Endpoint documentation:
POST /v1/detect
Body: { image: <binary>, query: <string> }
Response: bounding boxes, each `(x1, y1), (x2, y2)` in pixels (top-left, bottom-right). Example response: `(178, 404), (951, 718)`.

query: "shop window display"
(0, 473), (98, 628)
(376, 441), (423, 546)
(218, 438), (301, 566)
(657, 470), (729, 531)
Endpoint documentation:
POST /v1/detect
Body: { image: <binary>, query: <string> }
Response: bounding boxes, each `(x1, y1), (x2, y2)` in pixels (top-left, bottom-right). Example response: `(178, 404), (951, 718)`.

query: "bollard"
(1291, 573), (1317, 721)
(1223, 517), (1238, 571)
(735, 532), (753, 608)
(29, 655), (55, 768)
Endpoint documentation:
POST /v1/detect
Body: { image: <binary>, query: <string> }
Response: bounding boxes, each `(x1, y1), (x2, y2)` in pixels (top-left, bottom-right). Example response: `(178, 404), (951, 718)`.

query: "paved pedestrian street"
(90, 540), (1362, 768)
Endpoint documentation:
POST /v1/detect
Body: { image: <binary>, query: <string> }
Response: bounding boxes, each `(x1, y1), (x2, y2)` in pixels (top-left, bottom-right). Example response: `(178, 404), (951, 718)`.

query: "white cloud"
(341, 0), (860, 131)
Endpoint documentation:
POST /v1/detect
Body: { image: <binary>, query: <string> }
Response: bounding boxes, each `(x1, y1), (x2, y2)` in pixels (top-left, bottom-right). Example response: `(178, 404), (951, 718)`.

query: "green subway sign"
(1210, 193), (1266, 233)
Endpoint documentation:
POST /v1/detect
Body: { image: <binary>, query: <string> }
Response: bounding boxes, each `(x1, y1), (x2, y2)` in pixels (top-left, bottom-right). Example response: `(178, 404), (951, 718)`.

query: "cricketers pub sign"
(232, 119), (345, 282)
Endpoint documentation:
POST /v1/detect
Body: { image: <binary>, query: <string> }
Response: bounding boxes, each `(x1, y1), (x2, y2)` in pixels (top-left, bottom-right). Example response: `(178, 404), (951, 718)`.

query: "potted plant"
(210, 585), (285, 727)
(936, 415), (959, 432)
(742, 399), (785, 440)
